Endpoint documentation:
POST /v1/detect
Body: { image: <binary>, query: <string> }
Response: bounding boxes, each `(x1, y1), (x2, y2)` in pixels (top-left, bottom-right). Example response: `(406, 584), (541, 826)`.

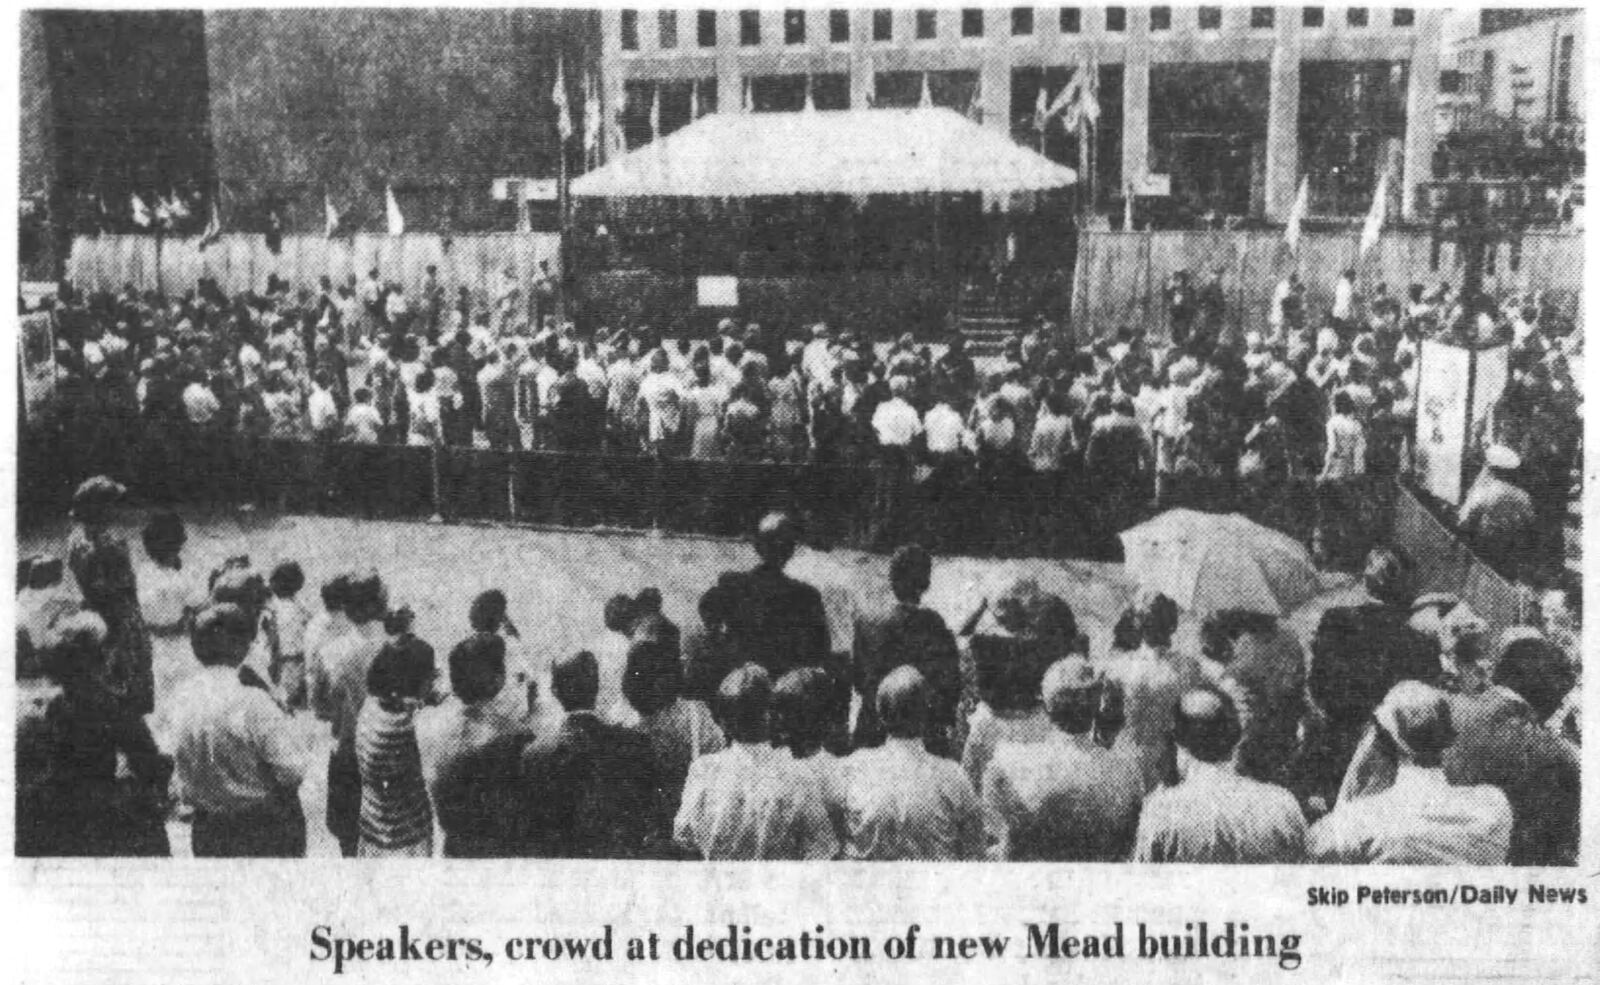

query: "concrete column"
(1263, 13), (1301, 221)
(1121, 8), (1151, 195)
(1401, 10), (1444, 220)
(716, 10), (742, 112)
(848, 9), (872, 108)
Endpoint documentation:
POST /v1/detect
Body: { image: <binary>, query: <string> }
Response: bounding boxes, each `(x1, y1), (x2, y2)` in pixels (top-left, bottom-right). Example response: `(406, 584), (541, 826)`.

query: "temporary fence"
(63, 232), (561, 298)
(1391, 480), (1532, 632)
(1070, 228), (1583, 342)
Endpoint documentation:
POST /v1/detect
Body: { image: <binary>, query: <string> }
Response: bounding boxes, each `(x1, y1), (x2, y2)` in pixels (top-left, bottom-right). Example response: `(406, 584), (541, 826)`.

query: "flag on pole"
(553, 57), (574, 144)
(742, 77), (752, 113)
(584, 74), (601, 166)
(864, 60), (876, 108)
(804, 74), (815, 113)
(966, 73), (984, 123)
(130, 193), (152, 228)
(1079, 55), (1101, 123)
(649, 84), (661, 141)
(690, 79), (700, 121)
(919, 72), (933, 109)
(198, 198), (222, 248)
(1359, 170), (1389, 257)
(386, 184), (405, 236)
(1044, 79), (1074, 124)
(609, 91), (627, 159)
(324, 193), (341, 238)
(1034, 85), (1049, 129)
(1284, 176), (1309, 253)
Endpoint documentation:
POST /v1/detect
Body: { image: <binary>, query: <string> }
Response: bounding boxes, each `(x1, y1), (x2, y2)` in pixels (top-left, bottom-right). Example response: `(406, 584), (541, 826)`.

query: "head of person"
(621, 633), (682, 719)
(1373, 681), (1457, 768)
(320, 573), (351, 615)
(141, 510), (187, 567)
(1332, 391), (1356, 418)
(343, 570), (387, 625)
(383, 605), (416, 638)
(190, 603), (258, 669)
(449, 633), (507, 706)
(1199, 609), (1280, 666)
(1129, 590), (1180, 650)
(21, 555), (64, 592)
(366, 636), (436, 707)
(714, 663), (773, 744)
(470, 589), (509, 634)
(70, 475), (126, 530)
(1491, 632), (1575, 721)
(551, 649), (600, 713)
(753, 511), (800, 570)
(697, 579), (733, 632)
(771, 666), (835, 757)
(877, 665), (931, 741)
(1363, 546), (1418, 609)
(1041, 657), (1104, 736)
(353, 387), (372, 405)
(268, 561), (304, 600)
(889, 544), (932, 605)
(1172, 687), (1243, 768)
(1484, 444), (1521, 479)
(45, 610), (109, 690)
(603, 593), (637, 635)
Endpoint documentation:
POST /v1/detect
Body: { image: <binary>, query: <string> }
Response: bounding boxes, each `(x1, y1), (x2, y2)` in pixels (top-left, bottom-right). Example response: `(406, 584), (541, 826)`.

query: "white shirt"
(314, 620), (387, 752)
(962, 704), (1055, 791)
(138, 563), (204, 633)
(637, 371), (684, 440)
(415, 696), (532, 801)
(1132, 761), (1307, 863)
(1029, 411), (1073, 471)
(872, 397), (922, 448)
(1333, 277), (1355, 320)
(1321, 414), (1367, 480)
(345, 403), (383, 444)
(169, 666), (307, 814)
(267, 595), (312, 657)
(923, 404), (966, 455)
(674, 742), (839, 860)
(1308, 764), (1512, 865)
(307, 387), (339, 433)
(842, 736), (988, 860)
(183, 382), (221, 425)
(984, 731), (1145, 861)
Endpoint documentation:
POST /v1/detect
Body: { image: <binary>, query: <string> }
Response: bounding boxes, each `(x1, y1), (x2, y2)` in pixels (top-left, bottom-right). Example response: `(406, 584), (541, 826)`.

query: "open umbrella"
(1119, 509), (1321, 616)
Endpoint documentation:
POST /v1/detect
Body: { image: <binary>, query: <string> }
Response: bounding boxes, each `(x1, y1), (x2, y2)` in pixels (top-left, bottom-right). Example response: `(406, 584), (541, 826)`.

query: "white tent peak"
(572, 107), (1078, 199)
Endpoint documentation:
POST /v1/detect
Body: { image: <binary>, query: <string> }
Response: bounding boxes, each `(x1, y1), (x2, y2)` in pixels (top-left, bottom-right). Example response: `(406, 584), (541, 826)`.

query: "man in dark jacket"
(518, 650), (663, 858)
(1300, 546), (1439, 807)
(851, 545), (960, 755)
(715, 513), (831, 682)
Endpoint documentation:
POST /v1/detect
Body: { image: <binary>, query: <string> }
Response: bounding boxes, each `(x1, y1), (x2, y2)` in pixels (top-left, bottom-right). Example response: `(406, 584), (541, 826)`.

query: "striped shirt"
(356, 698), (434, 852)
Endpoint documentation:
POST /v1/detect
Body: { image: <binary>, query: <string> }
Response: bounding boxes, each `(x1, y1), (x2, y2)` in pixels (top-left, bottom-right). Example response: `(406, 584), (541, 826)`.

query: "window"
(1150, 6), (1171, 31)
(916, 9), (938, 39)
(1059, 7), (1081, 33)
(740, 9), (760, 45)
(1105, 7), (1126, 32)
(658, 10), (678, 48)
(1346, 8), (1368, 27)
(698, 9), (717, 46)
(1198, 6), (1222, 30)
(620, 9), (639, 50)
(1250, 7), (1275, 29)
(830, 10), (850, 42)
(1012, 7), (1034, 35)
(1555, 34), (1575, 121)
(1391, 8), (1415, 28)
(872, 8), (893, 41)
(1302, 7), (1324, 28)
(962, 8), (985, 37)
(784, 9), (806, 44)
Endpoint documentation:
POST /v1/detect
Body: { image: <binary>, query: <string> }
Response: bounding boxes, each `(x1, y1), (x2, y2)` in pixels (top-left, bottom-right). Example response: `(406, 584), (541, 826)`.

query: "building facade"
(1447, 9), (1582, 128)
(599, 5), (1444, 221)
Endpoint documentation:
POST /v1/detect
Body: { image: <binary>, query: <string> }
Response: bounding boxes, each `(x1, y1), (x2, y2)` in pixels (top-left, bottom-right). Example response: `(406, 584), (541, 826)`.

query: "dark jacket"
(518, 711), (662, 859)
(433, 730), (534, 859)
(851, 601), (961, 748)
(718, 566), (831, 681)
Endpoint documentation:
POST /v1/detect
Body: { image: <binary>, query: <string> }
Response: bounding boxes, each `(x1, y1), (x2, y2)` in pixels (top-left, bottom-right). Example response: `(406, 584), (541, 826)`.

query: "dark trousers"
(325, 748), (361, 858)
(192, 795), (307, 858)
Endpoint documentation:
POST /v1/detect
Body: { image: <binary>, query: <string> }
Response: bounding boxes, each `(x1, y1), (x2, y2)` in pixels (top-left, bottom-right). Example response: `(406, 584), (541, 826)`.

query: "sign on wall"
(697, 275), (738, 308)
(1413, 339), (1473, 504)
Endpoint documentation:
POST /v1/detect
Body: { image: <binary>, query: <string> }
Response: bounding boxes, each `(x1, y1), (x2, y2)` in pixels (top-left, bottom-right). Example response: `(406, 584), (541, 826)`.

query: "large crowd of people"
(29, 259), (1581, 571)
(15, 487), (1580, 864)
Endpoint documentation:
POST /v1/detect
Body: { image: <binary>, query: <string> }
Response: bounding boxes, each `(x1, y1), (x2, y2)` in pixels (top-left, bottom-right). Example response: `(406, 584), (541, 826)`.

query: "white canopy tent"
(571, 108), (1078, 199)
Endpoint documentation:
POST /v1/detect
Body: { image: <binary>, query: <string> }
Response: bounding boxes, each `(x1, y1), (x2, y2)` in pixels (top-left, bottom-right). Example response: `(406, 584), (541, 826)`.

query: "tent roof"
(571, 107), (1078, 199)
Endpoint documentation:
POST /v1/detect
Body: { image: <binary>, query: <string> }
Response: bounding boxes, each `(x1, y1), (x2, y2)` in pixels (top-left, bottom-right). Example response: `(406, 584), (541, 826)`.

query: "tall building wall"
(205, 8), (599, 233)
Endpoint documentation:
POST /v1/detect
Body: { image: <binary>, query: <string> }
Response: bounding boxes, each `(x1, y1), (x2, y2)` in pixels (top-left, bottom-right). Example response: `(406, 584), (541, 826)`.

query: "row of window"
(620, 7), (1416, 50)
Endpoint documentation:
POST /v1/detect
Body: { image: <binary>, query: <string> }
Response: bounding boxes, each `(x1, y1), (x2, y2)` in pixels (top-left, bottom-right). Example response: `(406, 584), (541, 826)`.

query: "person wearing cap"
(716, 512), (831, 682)
(840, 666), (988, 860)
(1132, 688), (1307, 863)
(1457, 445), (1536, 578)
(1308, 681), (1511, 865)
(521, 649), (664, 858)
(169, 603), (307, 857)
(674, 663), (837, 860)
(850, 544), (960, 755)
(66, 476), (155, 723)
(983, 658), (1144, 861)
